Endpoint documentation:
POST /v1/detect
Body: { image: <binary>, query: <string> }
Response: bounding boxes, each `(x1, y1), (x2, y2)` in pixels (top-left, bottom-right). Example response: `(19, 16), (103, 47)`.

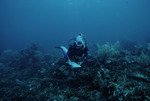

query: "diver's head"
(75, 33), (85, 48)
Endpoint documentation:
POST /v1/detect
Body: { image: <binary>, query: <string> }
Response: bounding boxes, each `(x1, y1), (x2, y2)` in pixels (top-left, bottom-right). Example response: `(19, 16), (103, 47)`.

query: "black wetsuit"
(67, 43), (88, 62)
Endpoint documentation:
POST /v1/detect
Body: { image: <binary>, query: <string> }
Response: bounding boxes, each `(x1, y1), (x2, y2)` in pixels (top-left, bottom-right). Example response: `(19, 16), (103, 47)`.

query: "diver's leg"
(63, 52), (70, 61)
(56, 46), (70, 61)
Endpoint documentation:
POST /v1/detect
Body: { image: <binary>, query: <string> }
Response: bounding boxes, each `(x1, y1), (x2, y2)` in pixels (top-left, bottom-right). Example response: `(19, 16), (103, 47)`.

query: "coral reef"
(0, 42), (150, 101)
(96, 42), (120, 63)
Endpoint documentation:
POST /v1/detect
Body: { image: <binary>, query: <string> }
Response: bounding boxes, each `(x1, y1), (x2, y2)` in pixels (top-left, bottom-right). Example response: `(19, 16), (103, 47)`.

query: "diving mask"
(75, 34), (85, 47)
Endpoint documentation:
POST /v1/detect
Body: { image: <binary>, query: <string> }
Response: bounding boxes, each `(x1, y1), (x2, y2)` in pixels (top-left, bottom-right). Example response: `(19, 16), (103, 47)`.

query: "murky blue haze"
(0, 0), (150, 52)
(0, 1), (150, 100)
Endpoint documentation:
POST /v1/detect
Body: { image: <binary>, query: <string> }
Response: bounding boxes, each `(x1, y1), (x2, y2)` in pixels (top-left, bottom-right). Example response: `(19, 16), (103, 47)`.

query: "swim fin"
(67, 60), (81, 68)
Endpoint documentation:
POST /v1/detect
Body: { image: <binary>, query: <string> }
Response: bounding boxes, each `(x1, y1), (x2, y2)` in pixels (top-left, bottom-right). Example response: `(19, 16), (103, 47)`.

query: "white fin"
(68, 60), (81, 68)
(60, 46), (68, 53)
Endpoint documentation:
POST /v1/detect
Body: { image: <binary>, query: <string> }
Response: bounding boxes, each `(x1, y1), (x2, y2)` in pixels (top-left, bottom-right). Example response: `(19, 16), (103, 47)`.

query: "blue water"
(0, 0), (150, 51)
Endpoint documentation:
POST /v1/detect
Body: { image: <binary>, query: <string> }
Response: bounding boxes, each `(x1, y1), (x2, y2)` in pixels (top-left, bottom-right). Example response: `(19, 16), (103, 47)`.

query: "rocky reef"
(0, 42), (150, 101)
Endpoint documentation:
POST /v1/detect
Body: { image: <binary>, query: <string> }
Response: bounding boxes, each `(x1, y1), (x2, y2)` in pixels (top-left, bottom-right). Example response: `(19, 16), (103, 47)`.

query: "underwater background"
(1, 0), (150, 51)
(0, 0), (150, 101)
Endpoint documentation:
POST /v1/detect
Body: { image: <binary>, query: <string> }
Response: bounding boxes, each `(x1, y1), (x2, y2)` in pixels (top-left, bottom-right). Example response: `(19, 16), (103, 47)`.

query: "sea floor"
(0, 43), (150, 101)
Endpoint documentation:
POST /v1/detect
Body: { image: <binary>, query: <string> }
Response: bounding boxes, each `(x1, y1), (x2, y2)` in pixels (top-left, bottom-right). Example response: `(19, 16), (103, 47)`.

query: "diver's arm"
(79, 55), (87, 65)
(82, 52), (87, 62)
(80, 47), (88, 64)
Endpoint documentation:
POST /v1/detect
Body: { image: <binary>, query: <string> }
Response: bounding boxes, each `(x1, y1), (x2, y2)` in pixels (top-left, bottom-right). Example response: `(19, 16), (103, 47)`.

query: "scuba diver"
(56, 33), (88, 68)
